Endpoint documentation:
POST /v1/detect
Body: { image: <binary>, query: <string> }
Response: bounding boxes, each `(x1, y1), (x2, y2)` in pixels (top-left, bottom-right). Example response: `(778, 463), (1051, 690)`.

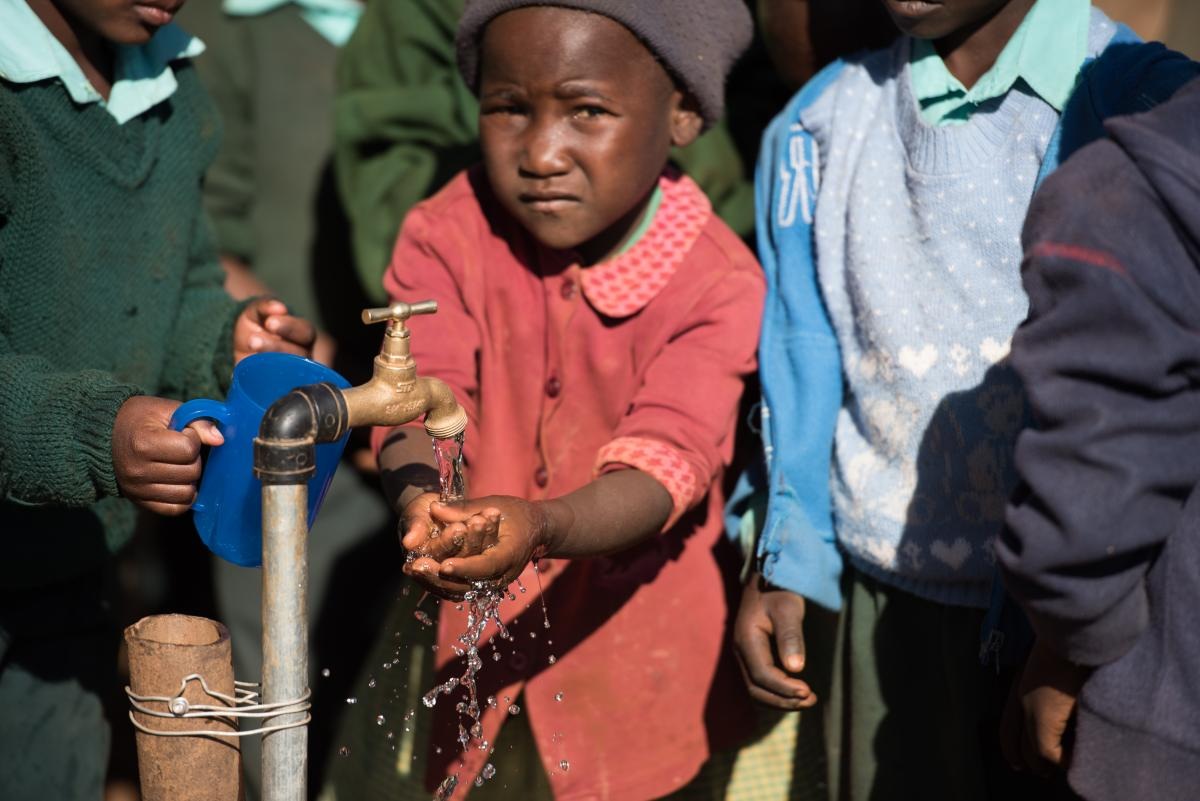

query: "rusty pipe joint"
(254, 383), (349, 484)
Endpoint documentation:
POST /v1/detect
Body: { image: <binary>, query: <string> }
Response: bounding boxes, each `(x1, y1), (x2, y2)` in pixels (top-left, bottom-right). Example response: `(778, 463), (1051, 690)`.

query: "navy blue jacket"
(1001, 78), (1200, 800)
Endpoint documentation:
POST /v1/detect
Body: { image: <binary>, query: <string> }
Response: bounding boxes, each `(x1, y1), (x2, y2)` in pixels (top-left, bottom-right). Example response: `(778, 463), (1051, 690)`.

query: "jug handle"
(169, 399), (233, 512)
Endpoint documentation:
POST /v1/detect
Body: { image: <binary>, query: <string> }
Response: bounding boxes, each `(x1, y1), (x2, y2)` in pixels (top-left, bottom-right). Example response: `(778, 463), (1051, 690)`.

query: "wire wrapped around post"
(125, 615), (242, 801)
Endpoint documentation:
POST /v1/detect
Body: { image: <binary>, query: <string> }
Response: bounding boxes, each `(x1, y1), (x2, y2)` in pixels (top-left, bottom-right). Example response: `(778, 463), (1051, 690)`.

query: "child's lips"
(885, 0), (941, 19)
(520, 192), (580, 213)
(133, 2), (176, 26)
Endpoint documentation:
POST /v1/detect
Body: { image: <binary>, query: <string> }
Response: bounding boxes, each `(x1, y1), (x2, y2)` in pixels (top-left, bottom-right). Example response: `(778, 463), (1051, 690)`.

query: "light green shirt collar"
(222, 0), (363, 46)
(910, 0), (1091, 126)
(0, 0), (203, 125)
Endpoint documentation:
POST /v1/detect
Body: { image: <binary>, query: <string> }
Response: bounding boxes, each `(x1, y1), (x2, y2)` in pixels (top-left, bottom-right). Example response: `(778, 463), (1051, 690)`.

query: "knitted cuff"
(595, 436), (702, 530)
(76, 379), (145, 499)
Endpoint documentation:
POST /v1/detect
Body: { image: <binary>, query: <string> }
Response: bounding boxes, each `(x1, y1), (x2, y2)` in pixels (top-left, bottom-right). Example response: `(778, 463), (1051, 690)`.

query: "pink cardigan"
(376, 167), (764, 800)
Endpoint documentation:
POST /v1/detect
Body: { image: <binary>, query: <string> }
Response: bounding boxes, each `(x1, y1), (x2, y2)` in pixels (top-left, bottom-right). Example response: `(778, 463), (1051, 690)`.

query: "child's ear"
(669, 92), (704, 148)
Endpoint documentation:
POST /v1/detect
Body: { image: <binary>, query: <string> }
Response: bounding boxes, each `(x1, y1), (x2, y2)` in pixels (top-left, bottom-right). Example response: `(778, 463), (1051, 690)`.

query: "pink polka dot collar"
(580, 170), (713, 318)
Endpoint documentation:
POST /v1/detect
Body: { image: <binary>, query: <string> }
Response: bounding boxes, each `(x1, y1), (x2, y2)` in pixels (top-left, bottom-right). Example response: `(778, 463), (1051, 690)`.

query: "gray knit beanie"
(456, 0), (754, 127)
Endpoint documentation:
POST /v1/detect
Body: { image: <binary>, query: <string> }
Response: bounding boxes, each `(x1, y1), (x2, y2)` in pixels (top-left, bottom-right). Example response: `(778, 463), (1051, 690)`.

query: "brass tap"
(341, 300), (468, 439)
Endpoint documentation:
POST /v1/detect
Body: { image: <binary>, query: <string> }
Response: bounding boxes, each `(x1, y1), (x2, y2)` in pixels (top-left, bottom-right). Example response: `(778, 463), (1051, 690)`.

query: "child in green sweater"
(0, 1), (314, 798)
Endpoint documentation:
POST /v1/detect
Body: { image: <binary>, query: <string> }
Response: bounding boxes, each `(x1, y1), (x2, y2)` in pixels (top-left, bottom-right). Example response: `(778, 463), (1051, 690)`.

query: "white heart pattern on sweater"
(898, 344), (938, 377)
(930, 537), (973, 571)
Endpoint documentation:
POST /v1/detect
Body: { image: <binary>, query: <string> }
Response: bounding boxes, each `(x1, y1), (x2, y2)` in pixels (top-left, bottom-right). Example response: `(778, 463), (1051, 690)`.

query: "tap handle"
(361, 300), (439, 326)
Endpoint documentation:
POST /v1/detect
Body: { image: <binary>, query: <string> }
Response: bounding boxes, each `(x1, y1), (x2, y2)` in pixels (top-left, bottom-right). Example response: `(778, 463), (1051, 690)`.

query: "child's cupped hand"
(233, 298), (316, 362)
(401, 493), (545, 599)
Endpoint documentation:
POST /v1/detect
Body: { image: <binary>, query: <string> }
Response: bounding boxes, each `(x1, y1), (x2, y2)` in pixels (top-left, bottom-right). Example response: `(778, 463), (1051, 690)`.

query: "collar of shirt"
(579, 170), (713, 319)
(909, 0), (1091, 126)
(0, 0), (203, 125)
(222, 0), (363, 46)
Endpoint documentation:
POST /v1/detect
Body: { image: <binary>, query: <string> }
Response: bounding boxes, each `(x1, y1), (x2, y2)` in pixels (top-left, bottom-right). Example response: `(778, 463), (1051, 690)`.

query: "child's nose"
(519, 118), (571, 178)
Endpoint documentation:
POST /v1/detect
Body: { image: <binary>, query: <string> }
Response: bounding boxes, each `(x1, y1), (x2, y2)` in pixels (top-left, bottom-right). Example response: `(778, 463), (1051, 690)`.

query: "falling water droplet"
(554, 692), (564, 702)
(320, 668), (331, 678)
(376, 715), (386, 726)
(507, 704), (520, 715)
(548, 655), (556, 664)
(414, 610), (433, 627)
(434, 774), (458, 801)
(367, 677), (377, 689)
(559, 760), (570, 772)
(482, 763), (497, 780)
(338, 746), (351, 758)
(345, 697), (357, 705)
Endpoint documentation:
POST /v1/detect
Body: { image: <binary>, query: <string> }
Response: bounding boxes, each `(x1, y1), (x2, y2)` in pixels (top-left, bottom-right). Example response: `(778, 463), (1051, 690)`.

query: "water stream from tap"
(431, 433), (466, 503)
(424, 432), (566, 796)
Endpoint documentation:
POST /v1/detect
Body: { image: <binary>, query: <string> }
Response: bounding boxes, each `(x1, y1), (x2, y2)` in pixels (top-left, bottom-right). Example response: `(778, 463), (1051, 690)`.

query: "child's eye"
(573, 105), (610, 119)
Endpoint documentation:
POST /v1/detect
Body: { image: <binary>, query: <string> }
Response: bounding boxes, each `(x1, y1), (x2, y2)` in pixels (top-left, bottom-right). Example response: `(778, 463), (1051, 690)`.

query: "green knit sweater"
(0, 62), (241, 589)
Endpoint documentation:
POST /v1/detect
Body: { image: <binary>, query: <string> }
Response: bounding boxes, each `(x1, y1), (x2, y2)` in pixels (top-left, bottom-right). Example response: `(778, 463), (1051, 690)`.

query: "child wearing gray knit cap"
(456, 0), (753, 129)
(376, 1), (764, 799)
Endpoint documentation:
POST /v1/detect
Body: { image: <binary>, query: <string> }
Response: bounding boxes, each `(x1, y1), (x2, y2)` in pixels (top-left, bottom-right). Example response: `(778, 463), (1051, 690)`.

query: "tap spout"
(338, 299), (468, 439)
(341, 374), (467, 438)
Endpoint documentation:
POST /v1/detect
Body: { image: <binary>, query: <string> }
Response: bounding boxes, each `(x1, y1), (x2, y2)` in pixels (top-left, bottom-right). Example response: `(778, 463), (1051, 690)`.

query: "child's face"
(879, 0), (1016, 39)
(53, 0), (185, 45)
(478, 7), (702, 262)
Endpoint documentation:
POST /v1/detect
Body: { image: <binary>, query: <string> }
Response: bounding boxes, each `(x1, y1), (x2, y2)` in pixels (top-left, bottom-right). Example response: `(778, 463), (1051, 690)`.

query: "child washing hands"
(403, 468), (673, 595)
(373, 2), (761, 797)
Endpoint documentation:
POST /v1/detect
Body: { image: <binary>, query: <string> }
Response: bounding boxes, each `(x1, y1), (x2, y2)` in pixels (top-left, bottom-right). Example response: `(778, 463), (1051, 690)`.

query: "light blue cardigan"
(732, 27), (1199, 645)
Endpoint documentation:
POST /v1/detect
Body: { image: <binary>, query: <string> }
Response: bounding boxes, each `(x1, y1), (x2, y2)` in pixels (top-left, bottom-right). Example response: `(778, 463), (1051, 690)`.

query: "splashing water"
(432, 433), (467, 502)
(434, 774), (459, 801)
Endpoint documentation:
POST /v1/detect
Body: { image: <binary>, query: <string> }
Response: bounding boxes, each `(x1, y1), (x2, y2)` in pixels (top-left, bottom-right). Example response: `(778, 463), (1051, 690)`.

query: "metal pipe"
(252, 300), (468, 801)
(260, 484), (309, 801)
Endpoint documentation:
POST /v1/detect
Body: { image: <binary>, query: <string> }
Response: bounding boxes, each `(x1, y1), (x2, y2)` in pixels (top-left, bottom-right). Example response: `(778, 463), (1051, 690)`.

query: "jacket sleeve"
(160, 210), (243, 402)
(334, 0), (481, 302)
(999, 140), (1200, 667)
(754, 79), (846, 612)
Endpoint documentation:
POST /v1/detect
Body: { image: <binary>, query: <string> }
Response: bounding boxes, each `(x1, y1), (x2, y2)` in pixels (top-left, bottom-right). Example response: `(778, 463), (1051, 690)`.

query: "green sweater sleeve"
(160, 211), (243, 401)
(0, 351), (141, 506)
(0, 144), (141, 505)
(334, 0), (480, 302)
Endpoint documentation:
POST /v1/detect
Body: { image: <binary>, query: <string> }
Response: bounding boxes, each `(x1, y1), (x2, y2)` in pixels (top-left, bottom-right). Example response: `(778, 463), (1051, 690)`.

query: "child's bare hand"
(112, 396), (224, 516)
(434, 496), (547, 586)
(1000, 639), (1089, 777)
(401, 494), (505, 598)
(233, 298), (316, 362)
(733, 573), (816, 709)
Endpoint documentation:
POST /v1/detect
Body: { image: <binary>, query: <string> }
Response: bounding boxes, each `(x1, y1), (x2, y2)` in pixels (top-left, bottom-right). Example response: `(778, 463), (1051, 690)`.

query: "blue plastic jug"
(170, 352), (351, 567)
